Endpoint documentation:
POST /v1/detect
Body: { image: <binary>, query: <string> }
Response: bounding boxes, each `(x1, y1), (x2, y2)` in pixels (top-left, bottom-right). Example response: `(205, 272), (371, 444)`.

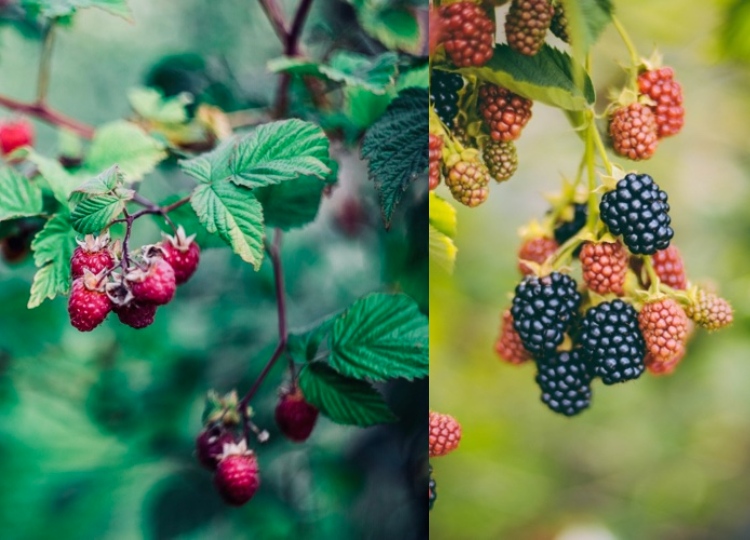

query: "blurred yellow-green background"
(430, 1), (750, 538)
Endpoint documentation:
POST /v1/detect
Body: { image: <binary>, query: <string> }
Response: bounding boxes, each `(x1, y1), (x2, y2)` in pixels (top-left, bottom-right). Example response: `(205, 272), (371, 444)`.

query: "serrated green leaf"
(298, 363), (397, 427)
(23, 150), (80, 207)
(329, 293), (428, 382)
(0, 167), (43, 221)
(70, 165), (123, 203)
(361, 88), (428, 227)
(154, 194), (226, 249)
(28, 213), (77, 308)
(85, 121), (166, 181)
(190, 181), (265, 268)
(70, 195), (127, 234)
(351, 0), (421, 53)
(128, 87), (191, 124)
(560, 0), (613, 64)
(21, 0), (131, 19)
(450, 45), (595, 111)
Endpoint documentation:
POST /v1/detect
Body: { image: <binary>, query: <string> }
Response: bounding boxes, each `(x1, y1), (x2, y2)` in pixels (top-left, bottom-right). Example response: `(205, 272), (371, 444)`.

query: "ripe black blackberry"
(599, 173), (674, 255)
(430, 71), (464, 127)
(579, 299), (646, 385)
(553, 203), (587, 245)
(535, 349), (592, 416)
(550, 2), (569, 43)
(511, 272), (581, 358)
(429, 465), (437, 511)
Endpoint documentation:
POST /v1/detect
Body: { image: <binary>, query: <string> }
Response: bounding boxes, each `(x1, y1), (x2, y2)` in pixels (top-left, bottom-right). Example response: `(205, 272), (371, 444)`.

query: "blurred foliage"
(430, 1), (750, 539)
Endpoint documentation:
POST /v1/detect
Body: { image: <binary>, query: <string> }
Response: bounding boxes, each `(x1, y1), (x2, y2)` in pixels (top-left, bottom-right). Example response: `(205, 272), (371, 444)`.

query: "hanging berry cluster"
(428, 410), (462, 511)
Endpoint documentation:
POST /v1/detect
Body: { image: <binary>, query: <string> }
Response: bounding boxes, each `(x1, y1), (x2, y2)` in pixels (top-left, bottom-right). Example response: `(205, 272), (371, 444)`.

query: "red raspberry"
(494, 309), (531, 364)
(160, 226), (201, 284)
(609, 102), (659, 161)
(649, 245), (687, 290)
(637, 67), (684, 138)
(478, 84), (533, 142)
(505, 0), (554, 56)
(274, 387), (319, 443)
(196, 425), (236, 471)
(68, 274), (112, 332)
(127, 257), (176, 305)
(440, 2), (495, 68)
(214, 441), (261, 506)
(71, 234), (115, 279)
(686, 289), (733, 331)
(517, 236), (558, 275)
(114, 301), (157, 329)
(429, 133), (443, 191)
(0, 117), (33, 155)
(443, 151), (490, 207)
(638, 298), (689, 364)
(580, 241), (628, 296)
(429, 411), (461, 458)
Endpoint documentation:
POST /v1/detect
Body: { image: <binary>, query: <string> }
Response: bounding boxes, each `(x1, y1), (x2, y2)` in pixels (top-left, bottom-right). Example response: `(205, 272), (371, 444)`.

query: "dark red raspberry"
(71, 234), (115, 279)
(478, 84), (533, 142)
(429, 411), (461, 458)
(483, 140), (518, 182)
(429, 133), (443, 190)
(440, 2), (495, 68)
(0, 117), (33, 155)
(160, 227), (201, 285)
(517, 236), (558, 275)
(214, 442), (261, 506)
(638, 297), (689, 364)
(580, 241), (628, 296)
(196, 425), (236, 471)
(638, 67), (684, 138)
(505, 0), (554, 56)
(609, 102), (659, 161)
(649, 245), (687, 290)
(68, 275), (112, 332)
(274, 387), (319, 443)
(127, 258), (176, 306)
(114, 301), (157, 329)
(494, 309), (531, 365)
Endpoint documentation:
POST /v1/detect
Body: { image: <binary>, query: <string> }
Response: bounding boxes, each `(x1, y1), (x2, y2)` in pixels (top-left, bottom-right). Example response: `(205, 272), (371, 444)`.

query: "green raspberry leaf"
(298, 363), (397, 427)
(21, 0), (132, 19)
(329, 293), (429, 382)
(348, 0), (421, 53)
(84, 121), (167, 182)
(429, 193), (457, 273)
(70, 165), (123, 204)
(70, 192), (129, 234)
(23, 149), (81, 207)
(128, 87), (191, 125)
(28, 213), (77, 308)
(361, 88), (428, 228)
(0, 167), (43, 221)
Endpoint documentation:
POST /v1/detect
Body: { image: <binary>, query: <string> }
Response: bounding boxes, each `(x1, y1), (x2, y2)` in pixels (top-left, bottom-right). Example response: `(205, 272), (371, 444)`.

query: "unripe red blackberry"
(429, 133), (443, 190)
(649, 245), (688, 290)
(638, 297), (689, 364)
(478, 84), (532, 142)
(638, 67), (684, 138)
(443, 150), (491, 207)
(505, 0), (554, 56)
(580, 241), (628, 296)
(609, 102), (659, 161)
(517, 236), (558, 275)
(429, 411), (461, 458)
(494, 309), (531, 365)
(440, 2), (495, 68)
(483, 140), (518, 182)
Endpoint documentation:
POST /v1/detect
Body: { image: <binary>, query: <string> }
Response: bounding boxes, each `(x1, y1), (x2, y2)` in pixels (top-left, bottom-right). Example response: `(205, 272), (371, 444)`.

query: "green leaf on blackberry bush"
(190, 180), (265, 269)
(452, 45), (595, 111)
(349, 0), (421, 53)
(85, 121), (166, 182)
(180, 119), (330, 189)
(70, 191), (130, 234)
(298, 363), (397, 427)
(128, 87), (191, 124)
(268, 52), (399, 95)
(329, 293), (428, 382)
(23, 150), (81, 207)
(361, 88), (428, 227)
(22, 0), (132, 20)
(28, 213), (77, 308)
(429, 193), (458, 273)
(559, 0), (613, 62)
(0, 167), (43, 222)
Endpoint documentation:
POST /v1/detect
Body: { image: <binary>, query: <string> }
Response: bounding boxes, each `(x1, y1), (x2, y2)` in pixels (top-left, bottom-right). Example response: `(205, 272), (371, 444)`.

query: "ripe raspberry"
(638, 67), (684, 138)
(429, 411), (461, 458)
(478, 84), (533, 142)
(440, 2), (495, 68)
(511, 272), (581, 358)
(609, 102), (659, 161)
(638, 297), (689, 364)
(535, 349), (592, 416)
(68, 275), (112, 332)
(429, 465), (437, 511)
(160, 226), (201, 284)
(599, 173), (674, 255)
(580, 241), (628, 296)
(649, 245), (687, 290)
(196, 425), (236, 470)
(554, 203), (587, 245)
(430, 71), (464, 127)
(517, 236), (558, 275)
(686, 290), (734, 331)
(274, 387), (319, 443)
(114, 301), (157, 329)
(0, 118), (33, 155)
(579, 299), (646, 385)
(127, 257), (176, 305)
(495, 309), (531, 364)
(645, 346), (685, 376)
(550, 2), (569, 42)
(483, 140), (518, 182)
(429, 133), (443, 190)
(443, 152), (490, 207)
(214, 441), (261, 506)
(505, 0), (554, 56)
(71, 234), (115, 279)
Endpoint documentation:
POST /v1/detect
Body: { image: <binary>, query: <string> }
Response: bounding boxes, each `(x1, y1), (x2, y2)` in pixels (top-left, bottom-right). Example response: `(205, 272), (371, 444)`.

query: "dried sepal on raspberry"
(160, 226), (201, 285)
(71, 232), (116, 279)
(68, 270), (112, 332)
(505, 0), (554, 56)
(439, 2), (495, 68)
(580, 241), (629, 296)
(214, 439), (261, 506)
(638, 297), (690, 364)
(686, 288), (734, 331)
(429, 411), (462, 458)
(495, 309), (531, 364)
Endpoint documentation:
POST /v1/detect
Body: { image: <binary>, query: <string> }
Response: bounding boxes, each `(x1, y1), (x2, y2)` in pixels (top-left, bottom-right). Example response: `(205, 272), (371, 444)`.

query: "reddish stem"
(0, 95), (95, 139)
(273, 0), (316, 118)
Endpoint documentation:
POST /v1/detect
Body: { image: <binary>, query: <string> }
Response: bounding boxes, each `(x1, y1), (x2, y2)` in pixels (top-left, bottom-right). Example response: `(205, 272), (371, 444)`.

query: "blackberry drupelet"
(429, 465), (437, 511)
(580, 299), (646, 384)
(430, 71), (464, 127)
(599, 173), (674, 255)
(511, 272), (581, 358)
(535, 349), (592, 416)
(553, 203), (587, 245)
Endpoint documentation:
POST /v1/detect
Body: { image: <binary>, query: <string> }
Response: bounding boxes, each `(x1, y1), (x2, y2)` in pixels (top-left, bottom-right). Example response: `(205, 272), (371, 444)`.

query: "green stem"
(550, 233), (584, 268)
(36, 23), (56, 104)
(585, 114), (598, 231)
(591, 121), (614, 176)
(612, 16), (640, 89)
(643, 256), (661, 294)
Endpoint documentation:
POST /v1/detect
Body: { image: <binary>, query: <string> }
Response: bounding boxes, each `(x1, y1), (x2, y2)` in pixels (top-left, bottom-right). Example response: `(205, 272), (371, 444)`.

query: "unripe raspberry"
(71, 233), (115, 279)
(483, 140), (518, 182)
(196, 425), (236, 470)
(505, 0), (554, 56)
(649, 245), (687, 290)
(429, 133), (443, 191)
(429, 411), (461, 458)
(440, 2), (495, 68)
(160, 226), (201, 285)
(114, 301), (157, 329)
(638, 298), (689, 364)
(274, 387), (319, 443)
(686, 289), (733, 331)
(637, 67), (684, 138)
(609, 102), (659, 161)
(68, 274), (112, 332)
(0, 117), (34, 155)
(443, 151), (490, 207)
(478, 84), (533, 142)
(580, 241), (628, 296)
(214, 441), (260, 506)
(127, 257), (176, 306)
(517, 236), (558, 275)
(494, 309), (531, 364)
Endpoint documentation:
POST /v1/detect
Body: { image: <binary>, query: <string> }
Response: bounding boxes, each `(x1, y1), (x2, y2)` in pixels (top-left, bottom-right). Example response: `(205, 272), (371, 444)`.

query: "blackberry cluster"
(535, 350), (592, 416)
(600, 173), (673, 255)
(430, 71), (464, 127)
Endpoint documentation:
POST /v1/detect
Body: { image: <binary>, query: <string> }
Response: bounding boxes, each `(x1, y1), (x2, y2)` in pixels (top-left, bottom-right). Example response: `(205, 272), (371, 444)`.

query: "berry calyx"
(127, 257), (176, 306)
(580, 241), (628, 296)
(609, 102), (659, 161)
(494, 309), (531, 365)
(274, 387), (319, 443)
(113, 301), (157, 329)
(535, 349), (592, 416)
(517, 236), (558, 275)
(71, 233), (115, 279)
(505, 0), (554, 57)
(440, 2), (495, 68)
(0, 117), (34, 156)
(429, 411), (462, 458)
(214, 440), (261, 506)
(196, 425), (237, 470)
(160, 226), (201, 285)
(443, 149), (491, 207)
(638, 297), (689, 364)
(649, 245), (687, 290)
(637, 67), (684, 138)
(686, 289), (734, 331)
(478, 84), (533, 142)
(429, 133), (443, 191)
(483, 140), (518, 182)
(68, 272), (112, 332)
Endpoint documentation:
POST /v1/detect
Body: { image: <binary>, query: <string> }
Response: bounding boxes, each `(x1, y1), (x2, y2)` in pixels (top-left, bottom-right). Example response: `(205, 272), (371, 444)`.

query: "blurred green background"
(0, 1), (427, 539)
(430, 1), (750, 538)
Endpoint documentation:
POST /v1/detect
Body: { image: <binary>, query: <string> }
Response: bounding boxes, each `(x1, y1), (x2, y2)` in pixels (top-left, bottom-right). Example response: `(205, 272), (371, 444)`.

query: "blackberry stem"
(642, 256), (661, 294)
(585, 113), (598, 231)
(612, 16), (641, 89)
